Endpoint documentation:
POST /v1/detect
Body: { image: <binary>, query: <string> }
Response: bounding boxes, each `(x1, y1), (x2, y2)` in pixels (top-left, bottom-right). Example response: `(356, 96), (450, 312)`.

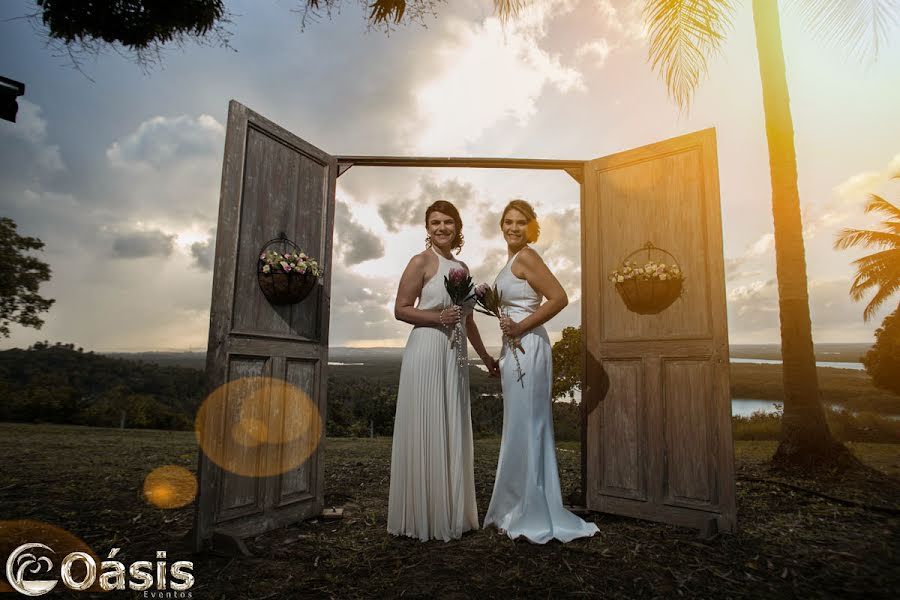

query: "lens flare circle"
(143, 465), (198, 509)
(195, 376), (323, 477)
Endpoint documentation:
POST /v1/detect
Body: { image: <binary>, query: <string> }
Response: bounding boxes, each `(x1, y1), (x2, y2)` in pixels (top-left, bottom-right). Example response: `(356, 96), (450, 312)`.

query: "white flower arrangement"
(259, 250), (323, 277)
(609, 260), (683, 284)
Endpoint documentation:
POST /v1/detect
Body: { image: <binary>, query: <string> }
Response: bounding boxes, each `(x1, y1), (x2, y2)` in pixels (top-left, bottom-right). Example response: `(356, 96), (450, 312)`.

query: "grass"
(0, 423), (898, 599)
(733, 408), (900, 443)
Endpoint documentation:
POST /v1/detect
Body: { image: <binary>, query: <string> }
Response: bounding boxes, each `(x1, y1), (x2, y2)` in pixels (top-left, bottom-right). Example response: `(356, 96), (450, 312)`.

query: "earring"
(425, 235), (432, 249)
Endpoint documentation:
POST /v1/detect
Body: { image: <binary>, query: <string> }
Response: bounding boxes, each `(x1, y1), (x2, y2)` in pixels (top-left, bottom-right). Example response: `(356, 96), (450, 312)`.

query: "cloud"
(335, 200), (385, 266)
(378, 176), (476, 232)
(111, 229), (176, 259)
(596, 0), (646, 41)
(800, 153), (900, 242)
(190, 234), (215, 271)
(723, 232), (774, 282)
(533, 206), (581, 297)
(328, 267), (399, 345)
(0, 100), (65, 173)
(835, 153), (900, 202)
(410, 4), (584, 153)
(106, 114), (225, 170)
(576, 39), (613, 68)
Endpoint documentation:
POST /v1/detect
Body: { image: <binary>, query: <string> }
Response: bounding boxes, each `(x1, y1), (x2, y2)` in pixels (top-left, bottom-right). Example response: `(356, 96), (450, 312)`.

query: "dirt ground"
(0, 423), (898, 599)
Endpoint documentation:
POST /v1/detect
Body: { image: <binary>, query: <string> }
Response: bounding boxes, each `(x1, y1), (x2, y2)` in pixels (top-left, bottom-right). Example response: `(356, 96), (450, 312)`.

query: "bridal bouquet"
(443, 268), (476, 369)
(473, 283), (526, 388)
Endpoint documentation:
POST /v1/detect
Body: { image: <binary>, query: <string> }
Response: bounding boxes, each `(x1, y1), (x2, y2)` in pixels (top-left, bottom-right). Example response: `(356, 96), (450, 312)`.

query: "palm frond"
(786, 0), (900, 61)
(848, 261), (899, 300)
(368, 0), (407, 24)
(493, 0), (529, 22)
(834, 227), (900, 250)
(850, 247), (900, 270)
(644, 0), (735, 111)
(864, 193), (900, 219)
(863, 270), (900, 320)
(885, 220), (900, 235)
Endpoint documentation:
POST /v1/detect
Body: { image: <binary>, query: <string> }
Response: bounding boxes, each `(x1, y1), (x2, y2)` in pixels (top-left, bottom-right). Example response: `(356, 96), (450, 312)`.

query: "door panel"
(598, 360), (645, 501)
(194, 101), (336, 550)
(582, 128), (735, 533)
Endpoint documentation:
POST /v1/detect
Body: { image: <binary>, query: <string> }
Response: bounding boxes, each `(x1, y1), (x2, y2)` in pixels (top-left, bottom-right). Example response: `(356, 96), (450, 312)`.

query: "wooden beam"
(337, 162), (353, 177)
(564, 167), (584, 184)
(335, 155), (583, 172)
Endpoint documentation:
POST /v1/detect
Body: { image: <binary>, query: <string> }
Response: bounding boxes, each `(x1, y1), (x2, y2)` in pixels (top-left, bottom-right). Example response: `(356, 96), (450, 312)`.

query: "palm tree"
(834, 181), (900, 321)
(640, 0), (898, 469)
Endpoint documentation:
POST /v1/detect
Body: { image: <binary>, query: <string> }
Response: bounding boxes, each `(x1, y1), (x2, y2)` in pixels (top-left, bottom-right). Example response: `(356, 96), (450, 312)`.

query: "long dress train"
(483, 248), (599, 544)
(387, 248), (479, 541)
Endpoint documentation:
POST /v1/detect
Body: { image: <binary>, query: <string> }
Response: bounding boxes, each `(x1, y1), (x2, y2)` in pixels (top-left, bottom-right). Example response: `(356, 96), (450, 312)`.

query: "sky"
(0, 0), (898, 352)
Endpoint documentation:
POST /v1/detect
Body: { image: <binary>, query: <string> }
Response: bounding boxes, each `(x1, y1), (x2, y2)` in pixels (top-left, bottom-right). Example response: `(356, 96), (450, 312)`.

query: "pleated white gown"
(483, 249), (599, 544)
(387, 248), (479, 542)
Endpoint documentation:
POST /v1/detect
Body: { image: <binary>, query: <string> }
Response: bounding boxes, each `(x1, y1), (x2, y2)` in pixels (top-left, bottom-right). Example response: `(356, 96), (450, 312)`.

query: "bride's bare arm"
(394, 254), (460, 327)
(502, 247), (567, 337)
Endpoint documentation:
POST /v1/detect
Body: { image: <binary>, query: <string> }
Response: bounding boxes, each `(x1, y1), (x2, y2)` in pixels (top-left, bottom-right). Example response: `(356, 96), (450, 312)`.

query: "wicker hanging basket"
(613, 242), (684, 315)
(257, 234), (319, 305)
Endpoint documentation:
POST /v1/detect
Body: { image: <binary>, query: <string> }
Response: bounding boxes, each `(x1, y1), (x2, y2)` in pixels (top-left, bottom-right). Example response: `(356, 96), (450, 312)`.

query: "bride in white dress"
(388, 200), (500, 542)
(483, 199), (599, 544)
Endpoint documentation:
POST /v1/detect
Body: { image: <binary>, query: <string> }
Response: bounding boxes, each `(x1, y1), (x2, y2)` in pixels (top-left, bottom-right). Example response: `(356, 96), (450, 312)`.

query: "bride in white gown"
(483, 199), (599, 544)
(388, 200), (500, 542)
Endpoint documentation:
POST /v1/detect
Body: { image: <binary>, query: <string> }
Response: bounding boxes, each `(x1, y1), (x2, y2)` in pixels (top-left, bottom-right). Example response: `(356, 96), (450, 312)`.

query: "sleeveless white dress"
(387, 248), (479, 541)
(483, 248), (599, 543)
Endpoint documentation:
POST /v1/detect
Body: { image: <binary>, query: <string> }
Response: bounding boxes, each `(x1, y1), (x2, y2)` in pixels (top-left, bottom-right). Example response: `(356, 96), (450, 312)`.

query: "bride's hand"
(438, 305), (461, 327)
(483, 355), (500, 377)
(499, 315), (523, 339)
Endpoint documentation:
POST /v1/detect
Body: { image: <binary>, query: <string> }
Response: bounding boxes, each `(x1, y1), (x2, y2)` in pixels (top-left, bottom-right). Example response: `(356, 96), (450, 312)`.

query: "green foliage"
(35, 0), (227, 49)
(0, 218), (54, 338)
(0, 342), (203, 429)
(0, 344), (581, 442)
(551, 326), (582, 401)
(732, 406), (900, 444)
(862, 305), (900, 396)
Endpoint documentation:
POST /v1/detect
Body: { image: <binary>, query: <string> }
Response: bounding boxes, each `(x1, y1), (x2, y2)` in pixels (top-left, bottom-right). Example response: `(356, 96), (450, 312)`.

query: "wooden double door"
(194, 101), (734, 551)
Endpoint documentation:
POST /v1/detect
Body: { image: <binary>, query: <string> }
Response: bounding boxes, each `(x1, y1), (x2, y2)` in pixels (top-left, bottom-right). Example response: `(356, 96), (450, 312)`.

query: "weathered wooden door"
(581, 128), (736, 533)
(194, 101), (336, 551)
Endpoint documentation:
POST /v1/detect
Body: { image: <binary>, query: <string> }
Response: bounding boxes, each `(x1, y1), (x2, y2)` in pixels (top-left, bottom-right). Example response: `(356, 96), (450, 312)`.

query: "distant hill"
(729, 343), (869, 363)
(104, 343), (871, 370)
(0, 342), (205, 429)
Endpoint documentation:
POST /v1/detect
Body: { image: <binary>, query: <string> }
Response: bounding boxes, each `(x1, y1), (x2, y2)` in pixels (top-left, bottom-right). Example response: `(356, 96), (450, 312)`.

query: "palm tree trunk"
(751, 0), (852, 469)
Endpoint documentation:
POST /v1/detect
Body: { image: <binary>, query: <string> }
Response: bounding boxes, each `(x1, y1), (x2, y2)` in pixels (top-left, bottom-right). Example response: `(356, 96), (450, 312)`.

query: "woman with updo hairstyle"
(483, 198), (599, 543)
(387, 199), (499, 542)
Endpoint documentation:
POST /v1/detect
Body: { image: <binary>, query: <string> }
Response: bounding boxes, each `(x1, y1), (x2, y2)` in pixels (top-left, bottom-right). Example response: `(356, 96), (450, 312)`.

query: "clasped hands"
(437, 306), (500, 377)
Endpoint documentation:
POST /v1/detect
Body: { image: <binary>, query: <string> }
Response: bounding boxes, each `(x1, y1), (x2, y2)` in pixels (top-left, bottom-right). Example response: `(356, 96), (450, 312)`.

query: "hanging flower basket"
(257, 234), (323, 305)
(609, 242), (685, 315)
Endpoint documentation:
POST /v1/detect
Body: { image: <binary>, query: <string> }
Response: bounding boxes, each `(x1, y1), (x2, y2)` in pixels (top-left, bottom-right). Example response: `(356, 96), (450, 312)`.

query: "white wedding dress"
(387, 248), (479, 541)
(483, 249), (599, 543)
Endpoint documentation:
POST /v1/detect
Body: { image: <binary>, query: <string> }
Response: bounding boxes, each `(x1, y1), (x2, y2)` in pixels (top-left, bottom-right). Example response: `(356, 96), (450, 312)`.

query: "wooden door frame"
(334, 155), (591, 498)
(200, 141), (726, 537)
(335, 144), (729, 519)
